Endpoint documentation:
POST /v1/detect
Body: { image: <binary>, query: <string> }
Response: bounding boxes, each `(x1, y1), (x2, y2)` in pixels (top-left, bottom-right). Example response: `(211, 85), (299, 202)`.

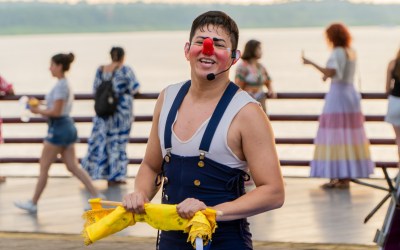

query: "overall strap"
(199, 82), (239, 152)
(164, 81), (191, 150)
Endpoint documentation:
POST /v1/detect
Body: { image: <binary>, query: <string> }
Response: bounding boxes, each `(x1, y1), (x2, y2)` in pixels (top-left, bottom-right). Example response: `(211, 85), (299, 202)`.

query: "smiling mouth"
(199, 58), (215, 64)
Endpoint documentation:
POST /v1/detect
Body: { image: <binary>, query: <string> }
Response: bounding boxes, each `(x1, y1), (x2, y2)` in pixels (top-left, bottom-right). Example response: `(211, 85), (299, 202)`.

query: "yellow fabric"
(82, 200), (217, 248)
(83, 206), (135, 245)
(313, 144), (371, 161)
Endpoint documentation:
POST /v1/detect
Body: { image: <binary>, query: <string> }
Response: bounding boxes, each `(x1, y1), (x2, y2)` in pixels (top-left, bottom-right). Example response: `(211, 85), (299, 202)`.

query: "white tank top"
(158, 81), (258, 171)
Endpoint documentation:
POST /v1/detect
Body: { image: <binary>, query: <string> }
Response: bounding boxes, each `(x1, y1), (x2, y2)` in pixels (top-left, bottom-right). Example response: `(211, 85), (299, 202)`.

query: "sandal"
(335, 179), (350, 189)
(321, 179), (338, 189)
(321, 182), (336, 189)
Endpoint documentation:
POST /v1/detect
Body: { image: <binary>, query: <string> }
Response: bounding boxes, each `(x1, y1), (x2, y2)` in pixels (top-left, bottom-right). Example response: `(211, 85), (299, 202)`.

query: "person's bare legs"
(61, 144), (100, 197)
(32, 141), (61, 204)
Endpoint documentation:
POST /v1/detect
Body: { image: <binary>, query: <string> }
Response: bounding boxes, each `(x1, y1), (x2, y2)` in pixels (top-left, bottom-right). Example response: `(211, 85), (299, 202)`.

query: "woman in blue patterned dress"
(82, 47), (140, 186)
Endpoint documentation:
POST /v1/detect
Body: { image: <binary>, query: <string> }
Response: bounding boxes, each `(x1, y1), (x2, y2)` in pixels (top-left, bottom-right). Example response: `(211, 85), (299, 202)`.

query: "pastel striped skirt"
(310, 81), (375, 178)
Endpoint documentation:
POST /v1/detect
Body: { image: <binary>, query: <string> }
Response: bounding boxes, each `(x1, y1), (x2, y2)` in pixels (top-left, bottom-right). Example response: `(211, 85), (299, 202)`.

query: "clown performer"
(123, 11), (285, 250)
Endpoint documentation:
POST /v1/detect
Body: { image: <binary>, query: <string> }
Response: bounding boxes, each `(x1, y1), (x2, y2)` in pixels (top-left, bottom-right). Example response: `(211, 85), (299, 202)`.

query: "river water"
(1, 26), (399, 177)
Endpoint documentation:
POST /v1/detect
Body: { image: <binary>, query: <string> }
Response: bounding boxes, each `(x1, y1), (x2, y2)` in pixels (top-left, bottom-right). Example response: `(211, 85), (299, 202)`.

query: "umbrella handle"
(92, 200), (224, 216)
(195, 237), (203, 250)
(100, 200), (123, 206)
(90, 200), (123, 206)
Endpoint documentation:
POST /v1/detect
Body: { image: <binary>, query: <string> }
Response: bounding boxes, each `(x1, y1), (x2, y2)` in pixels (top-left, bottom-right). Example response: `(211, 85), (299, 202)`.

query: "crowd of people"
(0, 9), (399, 249)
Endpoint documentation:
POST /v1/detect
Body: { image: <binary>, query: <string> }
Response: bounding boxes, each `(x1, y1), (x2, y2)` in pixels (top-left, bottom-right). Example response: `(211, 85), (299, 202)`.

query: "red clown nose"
(202, 37), (214, 56)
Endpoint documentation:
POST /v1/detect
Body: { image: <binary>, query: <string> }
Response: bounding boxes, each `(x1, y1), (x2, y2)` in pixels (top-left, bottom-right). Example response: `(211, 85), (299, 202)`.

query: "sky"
(72, 0), (400, 4)
(2, 0), (400, 4)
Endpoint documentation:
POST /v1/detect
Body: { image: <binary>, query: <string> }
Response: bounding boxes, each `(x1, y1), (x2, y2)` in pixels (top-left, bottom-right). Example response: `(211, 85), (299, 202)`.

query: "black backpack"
(94, 67), (118, 117)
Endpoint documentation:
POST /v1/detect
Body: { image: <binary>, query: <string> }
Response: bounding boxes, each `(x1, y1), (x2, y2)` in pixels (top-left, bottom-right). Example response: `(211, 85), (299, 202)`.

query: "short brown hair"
(189, 11), (239, 51)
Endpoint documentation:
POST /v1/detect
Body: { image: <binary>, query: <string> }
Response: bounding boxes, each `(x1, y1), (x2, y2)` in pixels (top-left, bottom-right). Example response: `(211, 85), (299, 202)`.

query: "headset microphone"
(207, 67), (231, 81)
(207, 50), (237, 81)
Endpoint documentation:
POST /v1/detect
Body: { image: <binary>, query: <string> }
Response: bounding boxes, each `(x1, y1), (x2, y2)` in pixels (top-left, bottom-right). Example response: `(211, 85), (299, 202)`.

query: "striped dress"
(310, 47), (374, 179)
(81, 65), (140, 181)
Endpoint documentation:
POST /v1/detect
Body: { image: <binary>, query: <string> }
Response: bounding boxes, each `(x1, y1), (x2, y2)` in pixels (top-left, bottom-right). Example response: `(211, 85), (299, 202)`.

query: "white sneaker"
(14, 200), (37, 213)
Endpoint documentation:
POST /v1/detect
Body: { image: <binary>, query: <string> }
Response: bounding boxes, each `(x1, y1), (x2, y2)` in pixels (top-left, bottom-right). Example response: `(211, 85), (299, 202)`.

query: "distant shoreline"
(0, 25), (398, 37)
(1, 0), (400, 36)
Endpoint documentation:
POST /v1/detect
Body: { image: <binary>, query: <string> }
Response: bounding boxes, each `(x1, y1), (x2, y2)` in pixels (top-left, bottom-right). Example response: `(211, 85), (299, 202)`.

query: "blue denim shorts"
(45, 116), (78, 146)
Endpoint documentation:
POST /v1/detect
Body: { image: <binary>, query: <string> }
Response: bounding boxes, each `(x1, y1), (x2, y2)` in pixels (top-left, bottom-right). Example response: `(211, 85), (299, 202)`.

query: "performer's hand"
(123, 192), (149, 214)
(176, 198), (207, 219)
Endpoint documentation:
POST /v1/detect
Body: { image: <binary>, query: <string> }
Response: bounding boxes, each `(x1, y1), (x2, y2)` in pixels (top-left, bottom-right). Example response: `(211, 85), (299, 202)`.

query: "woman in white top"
(302, 23), (374, 189)
(14, 53), (102, 213)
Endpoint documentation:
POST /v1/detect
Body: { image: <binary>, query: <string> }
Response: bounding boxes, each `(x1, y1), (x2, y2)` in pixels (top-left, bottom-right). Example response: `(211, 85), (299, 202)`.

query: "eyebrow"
(197, 36), (226, 43)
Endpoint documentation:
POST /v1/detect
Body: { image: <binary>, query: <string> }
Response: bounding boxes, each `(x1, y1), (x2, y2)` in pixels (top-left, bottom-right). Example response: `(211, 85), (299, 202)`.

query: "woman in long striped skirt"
(302, 23), (374, 189)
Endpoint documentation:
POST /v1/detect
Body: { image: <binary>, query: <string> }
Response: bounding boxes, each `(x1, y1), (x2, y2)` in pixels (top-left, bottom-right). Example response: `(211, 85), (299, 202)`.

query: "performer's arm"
(213, 103), (285, 221)
(123, 90), (165, 214)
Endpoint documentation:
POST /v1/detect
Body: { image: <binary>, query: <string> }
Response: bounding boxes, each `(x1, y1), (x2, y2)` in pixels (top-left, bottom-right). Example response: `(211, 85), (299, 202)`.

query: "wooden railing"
(0, 92), (397, 168)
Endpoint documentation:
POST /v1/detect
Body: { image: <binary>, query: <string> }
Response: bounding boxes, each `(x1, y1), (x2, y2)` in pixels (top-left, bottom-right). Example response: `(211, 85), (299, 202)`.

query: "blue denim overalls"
(157, 81), (253, 250)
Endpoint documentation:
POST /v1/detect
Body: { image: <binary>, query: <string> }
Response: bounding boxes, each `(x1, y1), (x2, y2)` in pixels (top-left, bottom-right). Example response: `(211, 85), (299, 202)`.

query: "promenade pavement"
(0, 176), (391, 249)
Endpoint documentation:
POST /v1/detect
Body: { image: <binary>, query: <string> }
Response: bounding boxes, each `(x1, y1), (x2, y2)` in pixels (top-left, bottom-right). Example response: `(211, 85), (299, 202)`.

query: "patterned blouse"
(235, 61), (271, 88)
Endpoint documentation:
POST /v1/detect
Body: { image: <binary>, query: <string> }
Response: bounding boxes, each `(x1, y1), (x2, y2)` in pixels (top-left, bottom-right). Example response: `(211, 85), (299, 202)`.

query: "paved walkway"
(0, 232), (377, 250)
(0, 176), (392, 249)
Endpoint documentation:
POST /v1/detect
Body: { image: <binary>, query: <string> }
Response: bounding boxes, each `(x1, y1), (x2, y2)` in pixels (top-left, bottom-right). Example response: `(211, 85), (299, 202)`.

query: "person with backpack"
(82, 47), (140, 186)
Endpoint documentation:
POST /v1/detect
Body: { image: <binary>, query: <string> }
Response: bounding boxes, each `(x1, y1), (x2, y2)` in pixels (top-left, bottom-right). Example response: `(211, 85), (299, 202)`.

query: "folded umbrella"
(82, 198), (220, 249)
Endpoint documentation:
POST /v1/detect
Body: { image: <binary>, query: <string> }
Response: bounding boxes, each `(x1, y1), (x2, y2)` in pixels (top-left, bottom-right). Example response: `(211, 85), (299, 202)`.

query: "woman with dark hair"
(385, 48), (400, 166)
(235, 39), (275, 112)
(14, 53), (102, 213)
(82, 47), (140, 186)
(302, 23), (374, 189)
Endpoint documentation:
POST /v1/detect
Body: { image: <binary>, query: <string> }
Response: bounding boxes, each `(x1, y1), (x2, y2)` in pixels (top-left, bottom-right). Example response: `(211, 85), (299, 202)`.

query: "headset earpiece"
(231, 50), (240, 60)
